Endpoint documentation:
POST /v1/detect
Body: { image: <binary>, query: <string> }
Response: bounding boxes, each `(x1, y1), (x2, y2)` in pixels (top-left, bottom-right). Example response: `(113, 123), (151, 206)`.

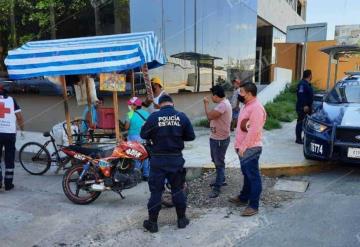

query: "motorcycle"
(61, 141), (148, 205)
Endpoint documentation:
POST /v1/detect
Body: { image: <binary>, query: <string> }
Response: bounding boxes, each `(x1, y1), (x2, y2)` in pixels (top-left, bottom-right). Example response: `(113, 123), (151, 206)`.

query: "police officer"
(296, 69), (314, 144)
(0, 85), (24, 191)
(140, 94), (195, 233)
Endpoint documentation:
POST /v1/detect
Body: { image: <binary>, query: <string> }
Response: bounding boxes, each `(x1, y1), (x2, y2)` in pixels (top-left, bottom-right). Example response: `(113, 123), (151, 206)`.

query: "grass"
(194, 81), (298, 130)
(263, 82), (297, 130)
(194, 118), (210, 128)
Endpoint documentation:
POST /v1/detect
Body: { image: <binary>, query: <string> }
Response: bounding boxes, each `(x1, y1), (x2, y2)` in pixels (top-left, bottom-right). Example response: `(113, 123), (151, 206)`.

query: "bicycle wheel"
(19, 142), (51, 175)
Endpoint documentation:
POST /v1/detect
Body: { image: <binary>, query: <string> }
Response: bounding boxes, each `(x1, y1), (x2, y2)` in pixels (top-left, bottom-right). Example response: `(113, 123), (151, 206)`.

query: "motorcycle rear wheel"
(62, 164), (101, 205)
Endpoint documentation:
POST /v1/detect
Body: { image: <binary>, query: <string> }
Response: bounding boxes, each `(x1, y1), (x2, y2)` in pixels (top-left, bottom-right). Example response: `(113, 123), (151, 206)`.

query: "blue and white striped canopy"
(5, 31), (166, 79)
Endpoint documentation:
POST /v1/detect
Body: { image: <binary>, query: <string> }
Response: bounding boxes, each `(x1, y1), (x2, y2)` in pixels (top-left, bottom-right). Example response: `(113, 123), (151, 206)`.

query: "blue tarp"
(5, 31), (166, 79)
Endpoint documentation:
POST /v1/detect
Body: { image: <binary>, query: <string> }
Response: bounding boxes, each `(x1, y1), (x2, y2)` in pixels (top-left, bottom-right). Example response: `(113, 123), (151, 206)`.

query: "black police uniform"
(140, 102), (195, 230)
(296, 79), (314, 142)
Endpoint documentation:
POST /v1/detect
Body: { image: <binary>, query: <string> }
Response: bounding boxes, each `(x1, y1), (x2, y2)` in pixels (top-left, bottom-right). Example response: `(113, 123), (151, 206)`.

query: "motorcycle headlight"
(307, 119), (328, 132)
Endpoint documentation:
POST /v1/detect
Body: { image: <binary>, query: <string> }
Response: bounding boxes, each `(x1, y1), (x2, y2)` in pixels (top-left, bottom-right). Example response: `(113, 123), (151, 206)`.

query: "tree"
(9, 0), (16, 47)
(113, 0), (129, 34)
(49, 0), (56, 39)
(90, 0), (104, 35)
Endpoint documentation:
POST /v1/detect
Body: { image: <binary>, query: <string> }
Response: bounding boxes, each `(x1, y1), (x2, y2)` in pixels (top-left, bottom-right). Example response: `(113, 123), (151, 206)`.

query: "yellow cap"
(151, 77), (163, 87)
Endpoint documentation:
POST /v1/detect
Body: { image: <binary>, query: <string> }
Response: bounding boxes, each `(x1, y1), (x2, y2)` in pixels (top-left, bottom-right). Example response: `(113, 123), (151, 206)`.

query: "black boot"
(5, 183), (14, 191)
(143, 214), (158, 233)
(176, 207), (190, 229)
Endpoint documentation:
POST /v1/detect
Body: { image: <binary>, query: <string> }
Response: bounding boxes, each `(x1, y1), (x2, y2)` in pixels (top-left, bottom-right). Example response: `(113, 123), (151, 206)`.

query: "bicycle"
(19, 118), (127, 175)
(19, 130), (73, 175)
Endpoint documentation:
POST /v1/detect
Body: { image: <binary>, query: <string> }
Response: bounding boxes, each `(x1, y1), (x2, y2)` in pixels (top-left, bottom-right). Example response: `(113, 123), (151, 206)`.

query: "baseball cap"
(151, 77), (163, 87)
(127, 96), (142, 106)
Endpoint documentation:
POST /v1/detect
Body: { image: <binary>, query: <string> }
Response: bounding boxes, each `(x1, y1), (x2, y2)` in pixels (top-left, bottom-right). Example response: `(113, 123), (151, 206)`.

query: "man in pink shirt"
(203, 85), (232, 198)
(229, 82), (266, 216)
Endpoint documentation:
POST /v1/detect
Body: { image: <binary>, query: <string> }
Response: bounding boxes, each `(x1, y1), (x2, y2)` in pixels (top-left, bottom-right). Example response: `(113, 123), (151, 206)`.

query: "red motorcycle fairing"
(110, 141), (148, 161)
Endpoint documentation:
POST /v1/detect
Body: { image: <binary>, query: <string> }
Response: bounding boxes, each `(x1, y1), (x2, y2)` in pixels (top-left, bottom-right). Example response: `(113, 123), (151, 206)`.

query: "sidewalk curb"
(186, 161), (336, 178)
(259, 162), (336, 177)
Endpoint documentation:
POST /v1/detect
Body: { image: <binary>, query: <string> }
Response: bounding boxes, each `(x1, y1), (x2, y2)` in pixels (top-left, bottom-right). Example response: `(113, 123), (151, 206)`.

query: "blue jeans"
(127, 134), (150, 177)
(210, 137), (230, 190)
(238, 147), (262, 209)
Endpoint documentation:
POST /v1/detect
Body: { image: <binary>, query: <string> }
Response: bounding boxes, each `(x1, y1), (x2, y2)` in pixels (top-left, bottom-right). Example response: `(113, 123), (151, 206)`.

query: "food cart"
(5, 31), (166, 144)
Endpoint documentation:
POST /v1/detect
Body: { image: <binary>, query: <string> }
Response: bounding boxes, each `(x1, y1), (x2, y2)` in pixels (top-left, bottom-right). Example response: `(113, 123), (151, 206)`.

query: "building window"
(130, 0), (258, 93)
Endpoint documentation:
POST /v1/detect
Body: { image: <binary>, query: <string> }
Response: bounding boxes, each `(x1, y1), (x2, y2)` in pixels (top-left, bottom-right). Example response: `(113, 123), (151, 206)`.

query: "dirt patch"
(187, 168), (300, 210)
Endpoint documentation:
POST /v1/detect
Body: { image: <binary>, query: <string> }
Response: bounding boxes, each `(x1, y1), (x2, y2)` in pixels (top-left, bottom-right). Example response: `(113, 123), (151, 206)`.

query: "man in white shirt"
(0, 85), (24, 191)
(143, 77), (166, 113)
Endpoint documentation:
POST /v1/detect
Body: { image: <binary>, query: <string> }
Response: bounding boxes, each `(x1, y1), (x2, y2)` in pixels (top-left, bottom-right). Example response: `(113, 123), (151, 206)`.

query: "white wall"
(258, 67), (292, 105)
(258, 0), (305, 33)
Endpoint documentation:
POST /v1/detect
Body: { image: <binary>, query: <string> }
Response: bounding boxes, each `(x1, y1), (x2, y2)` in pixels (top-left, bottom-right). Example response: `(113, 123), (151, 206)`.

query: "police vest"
(0, 96), (18, 134)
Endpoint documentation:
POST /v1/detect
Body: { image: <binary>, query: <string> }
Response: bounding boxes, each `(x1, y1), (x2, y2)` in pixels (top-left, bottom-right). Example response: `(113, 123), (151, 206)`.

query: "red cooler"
(97, 108), (115, 129)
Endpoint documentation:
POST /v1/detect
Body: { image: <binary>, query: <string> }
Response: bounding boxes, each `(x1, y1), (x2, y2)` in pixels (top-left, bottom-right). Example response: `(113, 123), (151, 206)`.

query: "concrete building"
(5, 0), (307, 132)
(130, 0), (307, 90)
(257, 0), (306, 82)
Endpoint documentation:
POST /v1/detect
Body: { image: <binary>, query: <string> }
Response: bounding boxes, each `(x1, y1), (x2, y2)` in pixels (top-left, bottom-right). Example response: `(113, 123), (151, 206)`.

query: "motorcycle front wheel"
(62, 164), (101, 205)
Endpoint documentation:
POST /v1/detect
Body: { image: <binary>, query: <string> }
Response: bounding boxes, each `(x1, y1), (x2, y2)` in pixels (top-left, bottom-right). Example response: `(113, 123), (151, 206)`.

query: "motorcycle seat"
(43, 131), (51, 137)
(67, 145), (108, 158)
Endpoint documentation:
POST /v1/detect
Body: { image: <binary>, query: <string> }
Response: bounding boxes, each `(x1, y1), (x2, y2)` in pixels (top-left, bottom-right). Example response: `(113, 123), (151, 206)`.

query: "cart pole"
(141, 64), (154, 100)
(113, 91), (121, 143)
(326, 51), (333, 91)
(60, 76), (73, 144)
(131, 69), (135, 96)
(334, 57), (339, 87)
(84, 76), (93, 127)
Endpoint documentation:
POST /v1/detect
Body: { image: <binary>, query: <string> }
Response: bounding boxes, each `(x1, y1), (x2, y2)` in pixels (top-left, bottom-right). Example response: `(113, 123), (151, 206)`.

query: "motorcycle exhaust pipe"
(91, 183), (107, 192)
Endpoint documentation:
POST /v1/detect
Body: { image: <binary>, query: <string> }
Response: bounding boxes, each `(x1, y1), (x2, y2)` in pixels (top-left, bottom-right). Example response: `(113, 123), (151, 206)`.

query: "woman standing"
(124, 97), (150, 181)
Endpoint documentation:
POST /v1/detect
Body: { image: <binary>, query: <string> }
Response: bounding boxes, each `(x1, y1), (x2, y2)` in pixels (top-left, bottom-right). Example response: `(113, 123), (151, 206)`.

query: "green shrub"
(264, 117), (281, 130)
(194, 118), (210, 128)
(263, 82), (298, 130)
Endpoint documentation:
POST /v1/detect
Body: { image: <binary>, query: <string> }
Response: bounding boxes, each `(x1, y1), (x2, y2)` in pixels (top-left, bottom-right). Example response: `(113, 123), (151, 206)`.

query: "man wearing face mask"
(142, 77), (166, 113)
(229, 82), (266, 217)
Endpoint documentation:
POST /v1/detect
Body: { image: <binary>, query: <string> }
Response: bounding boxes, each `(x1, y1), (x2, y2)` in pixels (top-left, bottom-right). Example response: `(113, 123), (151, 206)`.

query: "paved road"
(237, 167), (360, 247)
(1, 164), (360, 247)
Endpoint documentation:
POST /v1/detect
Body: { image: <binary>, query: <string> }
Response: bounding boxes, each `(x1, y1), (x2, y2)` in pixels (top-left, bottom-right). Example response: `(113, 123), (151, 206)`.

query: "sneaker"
(208, 189), (220, 198)
(177, 217), (190, 229)
(5, 184), (14, 191)
(228, 196), (248, 206)
(241, 207), (258, 217)
(143, 220), (158, 233)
